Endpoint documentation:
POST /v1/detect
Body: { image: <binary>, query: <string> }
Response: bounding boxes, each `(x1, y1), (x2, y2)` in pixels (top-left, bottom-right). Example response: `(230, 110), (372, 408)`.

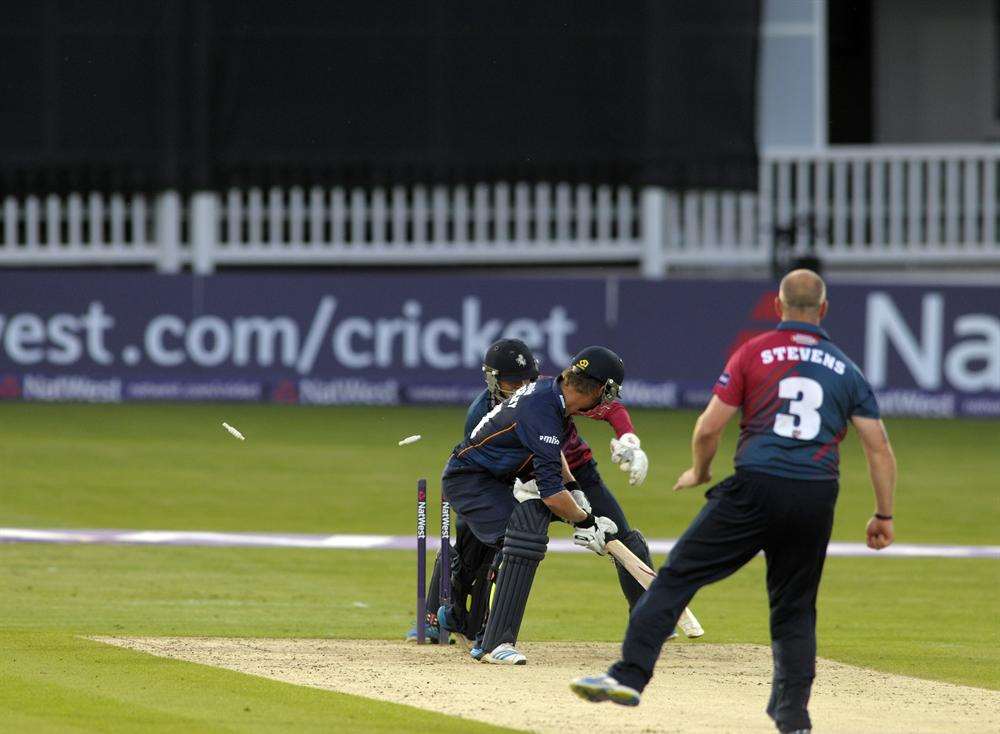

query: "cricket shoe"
(404, 620), (441, 643)
(569, 675), (641, 706)
(677, 608), (705, 638)
(437, 605), (475, 648)
(481, 642), (527, 665)
(469, 632), (486, 660)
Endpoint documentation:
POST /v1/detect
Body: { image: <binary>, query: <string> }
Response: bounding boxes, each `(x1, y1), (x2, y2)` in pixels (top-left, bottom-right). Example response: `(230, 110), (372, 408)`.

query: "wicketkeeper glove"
(572, 514), (618, 556)
(610, 432), (649, 486)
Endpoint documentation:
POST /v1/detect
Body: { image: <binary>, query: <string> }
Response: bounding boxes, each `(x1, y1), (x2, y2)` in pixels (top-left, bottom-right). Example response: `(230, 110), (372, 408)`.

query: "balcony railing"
(1, 145), (998, 275)
(760, 145), (1000, 264)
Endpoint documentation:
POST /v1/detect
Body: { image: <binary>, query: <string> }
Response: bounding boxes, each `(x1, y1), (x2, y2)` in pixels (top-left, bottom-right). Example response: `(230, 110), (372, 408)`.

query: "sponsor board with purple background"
(0, 272), (997, 417)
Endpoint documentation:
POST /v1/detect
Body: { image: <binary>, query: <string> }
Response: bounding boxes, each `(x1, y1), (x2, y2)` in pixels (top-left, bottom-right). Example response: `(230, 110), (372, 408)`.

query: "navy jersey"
(464, 386), (635, 471)
(448, 377), (566, 497)
(463, 389), (493, 440)
(713, 321), (880, 480)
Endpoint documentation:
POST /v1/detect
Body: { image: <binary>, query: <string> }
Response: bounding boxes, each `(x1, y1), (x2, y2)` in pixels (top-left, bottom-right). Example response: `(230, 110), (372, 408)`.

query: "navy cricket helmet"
(568, 345), (624, 403)
(482, 338), (540, 401)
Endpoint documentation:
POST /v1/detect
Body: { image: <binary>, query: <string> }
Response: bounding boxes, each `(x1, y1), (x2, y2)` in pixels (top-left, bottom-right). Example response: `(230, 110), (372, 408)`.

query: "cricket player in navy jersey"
(409, 339), (685, 647)
(572, 270), (898, 734)
(441, 345), (627, 664)
(459, 340), (658, 630)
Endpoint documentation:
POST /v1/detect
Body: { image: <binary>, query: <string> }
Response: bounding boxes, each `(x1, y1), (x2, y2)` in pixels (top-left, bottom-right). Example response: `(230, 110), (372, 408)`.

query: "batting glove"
(572, 514), (618, 556)
(570, 488), (592, 515)
(558, 481), (591, 521)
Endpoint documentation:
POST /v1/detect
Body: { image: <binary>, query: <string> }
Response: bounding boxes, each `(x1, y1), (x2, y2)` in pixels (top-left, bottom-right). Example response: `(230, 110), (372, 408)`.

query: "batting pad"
(480, 500), (550, 652)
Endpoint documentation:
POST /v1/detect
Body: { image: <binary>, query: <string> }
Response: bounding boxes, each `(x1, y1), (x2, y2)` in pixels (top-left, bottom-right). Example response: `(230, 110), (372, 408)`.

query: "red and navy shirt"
(713, 321), (879, 481)
(563, 401), (634, 469)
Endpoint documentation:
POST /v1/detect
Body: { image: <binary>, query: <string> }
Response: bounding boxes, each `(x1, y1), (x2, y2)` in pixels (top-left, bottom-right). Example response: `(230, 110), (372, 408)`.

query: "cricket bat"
(605, 539), (705, 638)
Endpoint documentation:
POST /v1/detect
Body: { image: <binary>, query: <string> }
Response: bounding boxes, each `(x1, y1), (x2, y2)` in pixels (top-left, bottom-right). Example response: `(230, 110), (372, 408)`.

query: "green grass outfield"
(1, 403), (998, 732)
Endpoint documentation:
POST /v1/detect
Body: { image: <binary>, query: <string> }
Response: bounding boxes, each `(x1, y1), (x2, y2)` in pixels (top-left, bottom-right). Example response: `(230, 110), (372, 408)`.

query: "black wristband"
(874, 513), (893, 521)
(574, 512), (596, 529)
(565, 480), (581, 493)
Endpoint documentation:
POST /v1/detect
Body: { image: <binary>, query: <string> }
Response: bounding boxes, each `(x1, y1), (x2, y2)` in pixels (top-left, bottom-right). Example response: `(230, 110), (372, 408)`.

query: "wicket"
(439, 489), (451, 645)
(415, 478), (452, 645)
(416, 478), (427, 644)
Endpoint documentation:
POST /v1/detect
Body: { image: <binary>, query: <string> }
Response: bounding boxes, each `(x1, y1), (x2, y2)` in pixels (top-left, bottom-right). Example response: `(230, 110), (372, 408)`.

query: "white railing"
(1, 146), (998, 275)
(760, 145), (1000, 264)
(209, 183), (642, 267)
(0, 191), (185, 271)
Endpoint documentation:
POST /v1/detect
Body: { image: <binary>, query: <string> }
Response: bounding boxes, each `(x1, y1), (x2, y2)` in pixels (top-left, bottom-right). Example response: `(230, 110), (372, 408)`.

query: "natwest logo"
(0, 374), (20, 399)
(865, 292), (999, 392)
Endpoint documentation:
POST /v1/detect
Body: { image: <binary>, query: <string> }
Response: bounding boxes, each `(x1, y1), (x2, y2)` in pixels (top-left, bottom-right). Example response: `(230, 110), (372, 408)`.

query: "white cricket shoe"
(570, 674), (641, 706)
(481, 642), (527, 665)
(677, 607), (705, 638)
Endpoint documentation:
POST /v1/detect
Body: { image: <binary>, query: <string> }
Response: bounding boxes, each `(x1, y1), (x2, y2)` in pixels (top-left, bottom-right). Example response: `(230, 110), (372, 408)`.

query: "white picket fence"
(761, 145), (1000, 264)
(1, 145), (998, 275)
(0, 191), (183, 270)
(209, 183), (643, 268)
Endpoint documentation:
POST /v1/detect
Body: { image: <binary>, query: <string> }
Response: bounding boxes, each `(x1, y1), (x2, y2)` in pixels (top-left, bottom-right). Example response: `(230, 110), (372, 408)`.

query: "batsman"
(411, 340), (703, 652)
(474, 338), (656, 619)
(442, 346), (627, 663)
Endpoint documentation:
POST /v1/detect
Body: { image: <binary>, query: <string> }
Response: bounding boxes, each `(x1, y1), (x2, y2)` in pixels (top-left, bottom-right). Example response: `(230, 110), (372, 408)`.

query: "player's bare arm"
(534, 445), (591, 524)
(543, 488), (589, 524)
(508, 476), (594, 525)
(852, 415), (897, 550)
(673, 396), (739, 491)
(560, 451), (576, 484)
(522, 351), (624, 530)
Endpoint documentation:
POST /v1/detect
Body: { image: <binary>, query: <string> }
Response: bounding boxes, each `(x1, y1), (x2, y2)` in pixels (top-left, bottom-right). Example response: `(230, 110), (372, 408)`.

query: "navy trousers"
(608, 471), (838, 733)
(442, 467), (516, 545)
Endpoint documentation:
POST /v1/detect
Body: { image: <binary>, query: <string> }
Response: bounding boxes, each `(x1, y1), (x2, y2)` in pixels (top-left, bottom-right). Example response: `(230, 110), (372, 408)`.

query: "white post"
(640, 187), (666, 279)
(155, 191), (182, 273)
(759, 158), (775, 255)
(191, 191), (219, 275)
(814, 0), (828, 149)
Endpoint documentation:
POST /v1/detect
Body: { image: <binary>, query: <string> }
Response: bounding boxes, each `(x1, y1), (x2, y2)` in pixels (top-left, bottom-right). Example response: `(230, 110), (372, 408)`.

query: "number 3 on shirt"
(773, 377), (823, 440)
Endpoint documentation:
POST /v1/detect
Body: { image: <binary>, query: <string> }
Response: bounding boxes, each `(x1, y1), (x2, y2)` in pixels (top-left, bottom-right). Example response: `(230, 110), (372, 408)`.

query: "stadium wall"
(0, 272), (996, 417)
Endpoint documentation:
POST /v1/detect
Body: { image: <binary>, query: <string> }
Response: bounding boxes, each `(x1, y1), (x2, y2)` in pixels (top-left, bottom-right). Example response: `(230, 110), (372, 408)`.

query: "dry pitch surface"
(94, 637), (999, 733)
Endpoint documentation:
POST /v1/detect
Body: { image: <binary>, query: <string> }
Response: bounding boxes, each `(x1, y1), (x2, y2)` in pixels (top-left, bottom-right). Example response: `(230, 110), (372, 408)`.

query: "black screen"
(0, 1), (760, 194)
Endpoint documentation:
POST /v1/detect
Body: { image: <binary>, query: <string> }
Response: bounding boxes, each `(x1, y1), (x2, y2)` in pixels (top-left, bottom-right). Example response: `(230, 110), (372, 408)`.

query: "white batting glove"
(572, 515), (618, 556)
(570, 488), (592, 514)
(610, 433), (649, 486)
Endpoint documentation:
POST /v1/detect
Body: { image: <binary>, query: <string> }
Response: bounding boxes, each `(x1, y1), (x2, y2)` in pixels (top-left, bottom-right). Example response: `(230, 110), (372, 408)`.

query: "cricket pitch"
(93, 637), (999, 733)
